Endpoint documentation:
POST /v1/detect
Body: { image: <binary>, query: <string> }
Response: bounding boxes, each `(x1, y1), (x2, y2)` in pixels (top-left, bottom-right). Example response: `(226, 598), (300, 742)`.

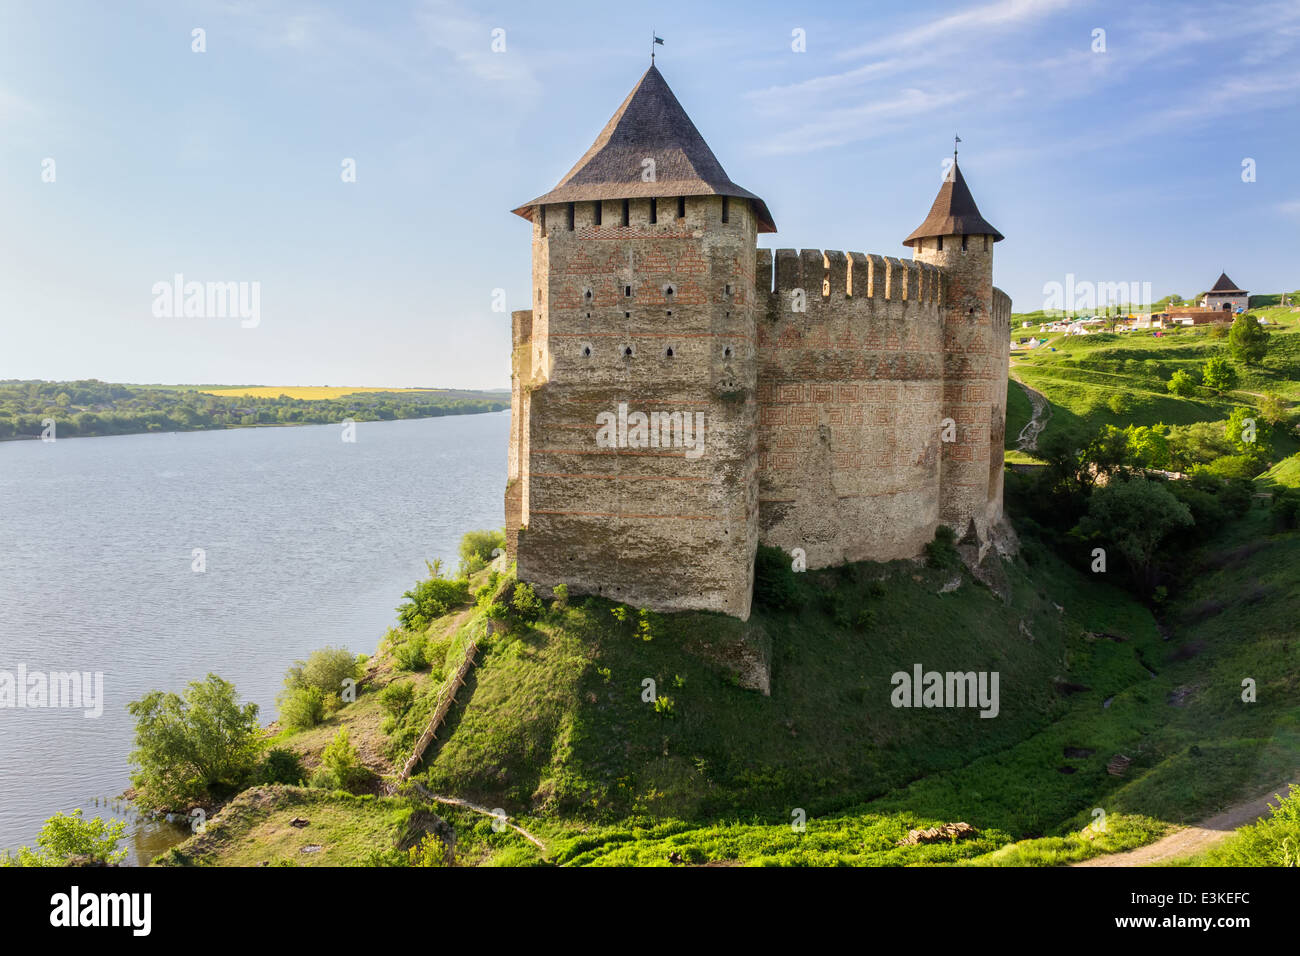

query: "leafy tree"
(127, 674), (262, 808)
(1259, 392), (1288, 426)
(0, 810), (127, 866)
(1201, 356), (1238, 393)
(1075, 478), (1194, 587)
(1228, 313), (1270, 365)
(1225, 406), (1271, 460)
(284, 646), (359, 699)
(1166, 369), (1198, 397)
(458, 528), (506, 576)
(1126, 424), (1170, 470)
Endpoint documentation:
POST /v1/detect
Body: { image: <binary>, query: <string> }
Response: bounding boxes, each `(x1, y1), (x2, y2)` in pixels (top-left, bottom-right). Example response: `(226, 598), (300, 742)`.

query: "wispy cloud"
(836, 0), (1079, 59)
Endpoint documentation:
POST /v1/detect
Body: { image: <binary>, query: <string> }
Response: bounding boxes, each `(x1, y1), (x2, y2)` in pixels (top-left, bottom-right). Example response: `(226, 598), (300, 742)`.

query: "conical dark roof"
(1208, 272), (1246, 293)
(512, 65), (775, 233)
(902, 158), (1002, 247)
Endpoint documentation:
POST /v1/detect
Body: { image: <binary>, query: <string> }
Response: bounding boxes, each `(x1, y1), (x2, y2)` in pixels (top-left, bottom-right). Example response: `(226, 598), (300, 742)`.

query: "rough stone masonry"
(504, 64), (1012, 621)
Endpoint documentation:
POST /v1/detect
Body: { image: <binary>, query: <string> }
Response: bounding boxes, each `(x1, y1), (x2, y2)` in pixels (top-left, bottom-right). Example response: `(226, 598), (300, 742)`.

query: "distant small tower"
(903, 156), (1006, 543)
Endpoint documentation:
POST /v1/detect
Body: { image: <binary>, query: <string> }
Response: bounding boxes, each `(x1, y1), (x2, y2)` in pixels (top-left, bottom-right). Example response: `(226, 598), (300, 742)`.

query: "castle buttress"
(505, 65), (1011, 621)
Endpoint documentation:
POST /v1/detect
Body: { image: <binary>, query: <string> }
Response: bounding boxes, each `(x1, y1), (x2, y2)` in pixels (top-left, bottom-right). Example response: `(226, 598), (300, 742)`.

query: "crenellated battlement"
(757, 248), (944, 307)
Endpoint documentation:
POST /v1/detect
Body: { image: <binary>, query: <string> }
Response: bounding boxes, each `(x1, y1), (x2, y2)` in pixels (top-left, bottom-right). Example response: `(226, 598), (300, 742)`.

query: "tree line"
(0, 380), (507, 439)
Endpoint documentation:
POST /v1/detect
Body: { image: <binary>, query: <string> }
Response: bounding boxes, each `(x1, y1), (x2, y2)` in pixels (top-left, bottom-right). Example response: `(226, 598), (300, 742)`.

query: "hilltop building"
(1200, 273), (1249, 313)
(504, 65), (1012, 620)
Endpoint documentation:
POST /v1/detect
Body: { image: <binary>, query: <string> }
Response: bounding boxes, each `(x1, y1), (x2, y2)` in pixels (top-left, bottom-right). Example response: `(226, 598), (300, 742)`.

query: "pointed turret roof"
(902, 158), (1003, 247)
(1208, 272), (1246, 293)
(512, 65), (776, 233)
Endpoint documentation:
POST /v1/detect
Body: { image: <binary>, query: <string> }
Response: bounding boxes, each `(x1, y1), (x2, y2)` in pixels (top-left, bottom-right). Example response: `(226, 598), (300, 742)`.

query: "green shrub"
(283, 646), (360, 700)
(378, 681), (416, 719)
(255, 747), (306, 786)
(753, 545), (804, 610)
(510, 582), (543, 622)
(552, 583), (569, 611)
(318, 728), (369, 792)
(1167, 369), (1198, 397)
(397, 565), (472, 629)
(924, 525), (961, 569)
(458, 528), (506, 577)
(394, 634), (429, 672)
(277, 685), (326, 731)
(0, 810), (128, 867)
(126, 674), (262, 809)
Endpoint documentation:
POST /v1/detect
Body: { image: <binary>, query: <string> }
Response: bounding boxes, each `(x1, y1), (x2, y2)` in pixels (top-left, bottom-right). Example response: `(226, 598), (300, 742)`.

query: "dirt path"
(411, 781), (548, 855)
(1074, 777), (1298, 866)
(1012, 380), (1051, 452)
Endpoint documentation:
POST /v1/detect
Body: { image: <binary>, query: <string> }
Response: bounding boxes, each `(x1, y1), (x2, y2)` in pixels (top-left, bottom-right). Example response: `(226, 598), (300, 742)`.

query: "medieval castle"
(504, 65), (1012, 621)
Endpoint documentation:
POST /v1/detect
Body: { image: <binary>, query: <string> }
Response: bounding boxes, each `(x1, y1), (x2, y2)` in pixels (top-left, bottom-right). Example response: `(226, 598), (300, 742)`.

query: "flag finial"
(954, 134), (961, 160)
(651, 32), (664, 62)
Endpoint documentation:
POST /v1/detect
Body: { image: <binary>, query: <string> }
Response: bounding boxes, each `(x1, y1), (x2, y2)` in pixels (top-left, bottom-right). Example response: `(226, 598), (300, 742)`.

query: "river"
(0, 411), (508, 863)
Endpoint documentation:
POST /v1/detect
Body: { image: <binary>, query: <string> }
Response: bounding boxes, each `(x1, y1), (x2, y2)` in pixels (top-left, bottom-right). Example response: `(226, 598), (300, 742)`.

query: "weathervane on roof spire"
(954, 134), (961, 161)
(651, 31), (664, 63)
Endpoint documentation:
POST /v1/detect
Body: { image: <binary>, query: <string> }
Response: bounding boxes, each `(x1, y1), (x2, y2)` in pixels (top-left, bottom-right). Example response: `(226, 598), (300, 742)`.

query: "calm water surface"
(0, 412), (508, 862)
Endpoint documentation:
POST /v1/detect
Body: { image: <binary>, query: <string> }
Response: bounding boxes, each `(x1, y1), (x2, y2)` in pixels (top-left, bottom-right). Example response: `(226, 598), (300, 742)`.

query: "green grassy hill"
(165, 496), (1300, 866)
(1007, 305), (1300, 463)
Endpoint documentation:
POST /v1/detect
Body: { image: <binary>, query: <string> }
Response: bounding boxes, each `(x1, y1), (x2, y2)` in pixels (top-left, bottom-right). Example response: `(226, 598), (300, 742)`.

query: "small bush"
(924, 525), (961, 569)
(255, 747), (306, 786)
(458, 529), (506, 577)
(318, 728), (369, 792)
(394, 634), (429, 672)
(0, 810), (128, 867)
(378, 681), (416, 719)
(552, 583), (569, 611)
(397, 564), (472, 630)
(510, 582), (543, 623)
(278, 685), (327, 731)
(753, 545), (803, 611)
(284, 646), (360, 700)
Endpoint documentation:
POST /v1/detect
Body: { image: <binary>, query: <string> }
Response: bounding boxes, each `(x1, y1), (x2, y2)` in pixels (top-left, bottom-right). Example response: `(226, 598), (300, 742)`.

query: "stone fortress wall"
(506, 195), (1011, 621)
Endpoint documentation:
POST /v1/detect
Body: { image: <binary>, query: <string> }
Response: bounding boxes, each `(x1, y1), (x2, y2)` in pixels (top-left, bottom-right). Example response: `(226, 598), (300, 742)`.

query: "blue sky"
(1, 0), (1297, 389)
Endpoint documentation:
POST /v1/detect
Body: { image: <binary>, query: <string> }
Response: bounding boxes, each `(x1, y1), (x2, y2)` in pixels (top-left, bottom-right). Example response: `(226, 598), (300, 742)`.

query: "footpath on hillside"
(1074, 776), (1299, 866)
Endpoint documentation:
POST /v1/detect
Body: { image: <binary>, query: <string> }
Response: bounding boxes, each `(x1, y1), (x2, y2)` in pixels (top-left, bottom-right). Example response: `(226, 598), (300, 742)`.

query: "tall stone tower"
(506, 65), (776, 619)
(903, 157), (1008, 544)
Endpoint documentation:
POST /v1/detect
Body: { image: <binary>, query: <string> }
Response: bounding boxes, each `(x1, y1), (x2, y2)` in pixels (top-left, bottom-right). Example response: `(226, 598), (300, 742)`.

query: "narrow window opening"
(650, 198), (658, 224)
(621, 199), (629, 226)
(725, 283), (732, 296)
(936, 235), (943, 251)
(583, 288), (592, 301)
(961, 234), (968, 252)
(665, 347), (675, 358)
(582, 345), (592, 357)
(624, 285), (632, 297)
(539, 205), (547, 238)
(593, 202), (602, 226)
(721, 196), (730, 223)
(624, 346), (633, 358)
(666, 310), (672, 317)
(723, 346), (733, 359)
(983, 234), (990, 251)
(677, 196), (686, 219)
(566, 202), (574, 231)
(624, 311), (630, 318)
